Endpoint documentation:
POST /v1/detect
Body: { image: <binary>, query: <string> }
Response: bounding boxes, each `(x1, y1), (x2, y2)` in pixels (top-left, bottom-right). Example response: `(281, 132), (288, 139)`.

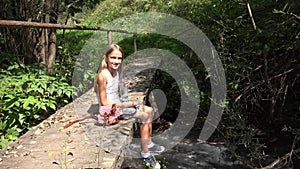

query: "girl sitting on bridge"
(94, 44), (164, 169)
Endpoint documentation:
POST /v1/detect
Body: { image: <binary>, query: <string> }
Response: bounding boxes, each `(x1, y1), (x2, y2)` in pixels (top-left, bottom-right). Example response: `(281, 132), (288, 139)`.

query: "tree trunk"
(0, 0), (59, 69)
(22, 19), (35, 65)
(47, 29), (56, 73)
(43, 0), (59, 73)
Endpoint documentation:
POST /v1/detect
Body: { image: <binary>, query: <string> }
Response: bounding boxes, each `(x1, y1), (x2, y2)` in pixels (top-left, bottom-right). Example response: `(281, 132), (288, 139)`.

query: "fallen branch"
(261, 148), (300, 169)
(66, 0), (81, 9)
(62, 114), (94, 129)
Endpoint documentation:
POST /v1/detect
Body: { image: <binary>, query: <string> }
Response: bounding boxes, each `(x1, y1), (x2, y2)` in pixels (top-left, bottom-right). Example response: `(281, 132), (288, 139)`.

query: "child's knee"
(136, 110), (153, 123)
(144, 105), (154, 116)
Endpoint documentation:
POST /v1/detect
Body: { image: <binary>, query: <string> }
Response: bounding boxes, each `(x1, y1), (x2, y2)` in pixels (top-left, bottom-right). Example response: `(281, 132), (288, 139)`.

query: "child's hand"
(132, 101), (141, 109)
(130, 101), (137, 107)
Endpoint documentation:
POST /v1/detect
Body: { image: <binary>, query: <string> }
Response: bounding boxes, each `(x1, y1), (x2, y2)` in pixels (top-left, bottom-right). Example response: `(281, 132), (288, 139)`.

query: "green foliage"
(114, 0), (299, 165)
(220, 108), (266, 163)
(0, 62), (75, 149)
(119, 33), (210, 122)
(81, 0), (132, 25)
(56, 30), (98, 95)
(79, 0), (169, 25)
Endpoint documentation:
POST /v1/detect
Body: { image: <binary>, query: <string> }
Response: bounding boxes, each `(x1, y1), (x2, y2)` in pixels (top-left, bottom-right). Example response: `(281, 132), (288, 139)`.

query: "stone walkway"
(0, 56), (160, 169)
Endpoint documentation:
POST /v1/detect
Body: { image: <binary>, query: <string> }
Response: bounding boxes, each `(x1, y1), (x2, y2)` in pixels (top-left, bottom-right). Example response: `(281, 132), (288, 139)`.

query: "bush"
(0, 62), (75, 149)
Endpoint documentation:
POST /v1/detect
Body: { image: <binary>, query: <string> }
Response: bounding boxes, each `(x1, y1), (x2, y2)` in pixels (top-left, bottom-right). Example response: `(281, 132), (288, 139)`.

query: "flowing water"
(122, 139), (251, 169)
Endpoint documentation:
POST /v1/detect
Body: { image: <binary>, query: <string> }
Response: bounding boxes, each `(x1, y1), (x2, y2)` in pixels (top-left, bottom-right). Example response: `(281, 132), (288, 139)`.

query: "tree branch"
(262, 135), (300, 169)
(66, 0), (81, 9)
(245, 0), (257, 30)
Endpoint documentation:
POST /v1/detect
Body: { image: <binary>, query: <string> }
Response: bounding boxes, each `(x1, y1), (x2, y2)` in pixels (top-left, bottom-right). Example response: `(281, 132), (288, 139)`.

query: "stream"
(122, 139), (251, 169)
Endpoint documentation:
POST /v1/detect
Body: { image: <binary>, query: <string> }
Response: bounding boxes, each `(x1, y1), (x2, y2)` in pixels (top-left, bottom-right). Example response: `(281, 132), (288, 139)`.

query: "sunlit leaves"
(0, 62), (75, 149)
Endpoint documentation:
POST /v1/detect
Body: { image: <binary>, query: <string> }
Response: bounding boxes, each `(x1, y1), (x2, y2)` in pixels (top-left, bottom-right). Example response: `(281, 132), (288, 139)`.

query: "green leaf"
(23, 100), (30, 109)
(49, 103), (56, 110)
(48, 85), (55, 95)
(0, 120), (7, 130)
(66, 91), (71, 98)
(33, 114), (40, 120)
(57, 89), (62, 96)
(6, 127), (19, 141)
(7, 64), (19, 71)
(14, 100), (20, 107)
(41, 82), (47, 90)
(41, 104), (47, 111)
(36, 88), (44, 94)
(18, 114), (26, 125)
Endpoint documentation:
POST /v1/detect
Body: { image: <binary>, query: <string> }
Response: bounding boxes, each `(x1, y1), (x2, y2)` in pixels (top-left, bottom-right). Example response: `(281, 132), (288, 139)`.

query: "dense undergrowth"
(0, 60), (75, 149)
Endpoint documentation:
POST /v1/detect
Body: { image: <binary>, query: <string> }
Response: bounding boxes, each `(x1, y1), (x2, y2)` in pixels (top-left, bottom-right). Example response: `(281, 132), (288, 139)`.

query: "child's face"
(106, 50), (123, 70)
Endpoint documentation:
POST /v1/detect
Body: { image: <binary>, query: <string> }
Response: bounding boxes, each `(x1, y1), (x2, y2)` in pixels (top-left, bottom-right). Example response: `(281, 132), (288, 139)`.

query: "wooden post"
(107, 31), (112, 46)
(133, 34), (137, 53)
(44, 14), (50, 66)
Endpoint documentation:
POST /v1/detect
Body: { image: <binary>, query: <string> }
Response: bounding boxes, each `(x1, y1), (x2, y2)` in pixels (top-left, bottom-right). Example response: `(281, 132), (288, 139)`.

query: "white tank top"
(97, 71), (121, 106)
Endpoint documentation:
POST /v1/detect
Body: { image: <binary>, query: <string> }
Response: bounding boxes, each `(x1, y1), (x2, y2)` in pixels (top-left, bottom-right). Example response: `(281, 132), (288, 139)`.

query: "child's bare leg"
(136, 105), (155, 151)
(148, 122), (153, 145)
(79, 114), (94, 121)
(140, 122), (150, 153)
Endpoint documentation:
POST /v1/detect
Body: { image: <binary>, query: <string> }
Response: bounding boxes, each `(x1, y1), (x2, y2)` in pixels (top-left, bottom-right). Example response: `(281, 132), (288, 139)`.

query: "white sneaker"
(148, 143), (165, 155)
(141, 153), (161, 169)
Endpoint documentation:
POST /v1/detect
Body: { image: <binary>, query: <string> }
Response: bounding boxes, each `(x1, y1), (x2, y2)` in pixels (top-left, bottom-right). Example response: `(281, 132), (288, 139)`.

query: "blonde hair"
(94, 44), (124, 93)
